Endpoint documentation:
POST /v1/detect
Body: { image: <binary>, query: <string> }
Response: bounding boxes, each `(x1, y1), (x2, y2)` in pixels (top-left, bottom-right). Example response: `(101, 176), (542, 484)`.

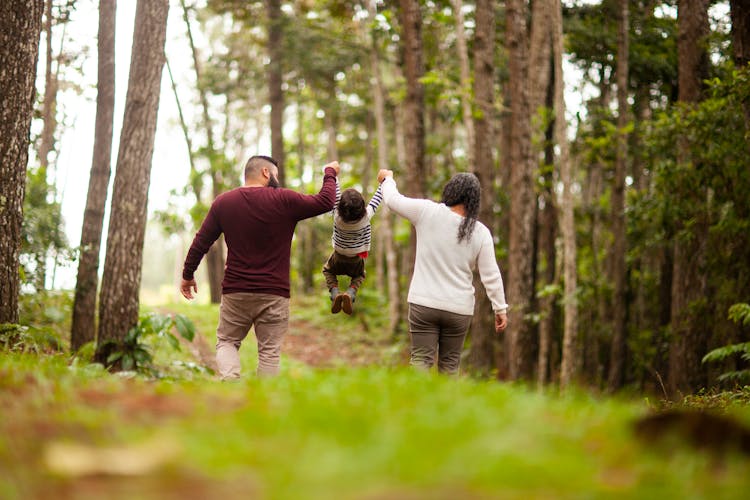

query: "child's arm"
(333, 176), (341, 212)
(365, 183), (384, 219)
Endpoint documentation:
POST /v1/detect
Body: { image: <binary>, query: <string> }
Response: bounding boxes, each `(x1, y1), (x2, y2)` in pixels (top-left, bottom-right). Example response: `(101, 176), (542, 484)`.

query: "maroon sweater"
(182, 168), (337, 297)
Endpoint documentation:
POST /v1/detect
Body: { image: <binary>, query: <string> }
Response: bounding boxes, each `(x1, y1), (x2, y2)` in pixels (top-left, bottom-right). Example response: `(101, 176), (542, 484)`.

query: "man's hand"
(324, 161), (340, 176)
(180, 278), (198, 300)
(495, 312), (508, 333)
(377, 169), (393, 183)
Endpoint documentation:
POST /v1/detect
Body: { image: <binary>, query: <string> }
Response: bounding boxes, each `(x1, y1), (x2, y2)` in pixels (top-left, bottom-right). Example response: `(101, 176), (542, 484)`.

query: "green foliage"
(16, 290), (72, 351)
(100, 313), (196, 375)
(703, 303), (750, 384)
(729, 303), (750, 327)
(20, 165), (70, 289)
(0, 323), (63, 354)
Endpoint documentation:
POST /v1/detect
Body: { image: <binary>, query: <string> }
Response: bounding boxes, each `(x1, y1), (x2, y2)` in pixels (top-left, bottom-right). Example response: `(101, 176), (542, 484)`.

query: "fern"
(728, 303), (750, 326)
(702, 303), (750, 383)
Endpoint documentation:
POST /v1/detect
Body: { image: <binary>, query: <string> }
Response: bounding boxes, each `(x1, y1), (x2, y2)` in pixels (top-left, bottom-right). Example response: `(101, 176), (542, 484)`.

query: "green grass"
(5, 293), (750, 498)
(2, 352), (750, 499)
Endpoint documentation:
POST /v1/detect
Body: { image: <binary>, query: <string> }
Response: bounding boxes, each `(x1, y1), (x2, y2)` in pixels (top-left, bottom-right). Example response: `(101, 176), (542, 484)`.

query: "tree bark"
(527, 0), (555, 385)
(181, 0), (225, 303)
(553, 0), (579, 389)
(451, 0), (475, 168)
(528, 0), (552, 116)
(0, 1), (45, 324)
(537, 79), (557, 386)
(96, 0), (169, 361)
(398, 0), (426, 199)
(266, 0), (285, 185)
(38, 0), (57, 174)
(466, 0), (497, 375)
(505, 0), (537, 380)
(668, 0), (710, 397)
(369, 0), (400, 334)
(607, 0), (630, 391)
(730, 0), (750, 130)
(70, 0), (117, 351)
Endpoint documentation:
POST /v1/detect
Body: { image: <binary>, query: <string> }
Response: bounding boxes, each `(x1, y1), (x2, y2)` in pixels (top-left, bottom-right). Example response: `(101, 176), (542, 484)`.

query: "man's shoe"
(342, 287), (357, 315)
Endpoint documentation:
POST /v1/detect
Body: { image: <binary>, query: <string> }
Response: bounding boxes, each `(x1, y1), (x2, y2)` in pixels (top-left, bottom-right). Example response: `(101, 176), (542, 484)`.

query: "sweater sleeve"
(334, 176), (341, 211)
(477, 228), (509, 312)
(182, 202), (222, 280)
(381, 177), (430, 225)
(286, 166), (338, 220)
(365, 183), (384, 219)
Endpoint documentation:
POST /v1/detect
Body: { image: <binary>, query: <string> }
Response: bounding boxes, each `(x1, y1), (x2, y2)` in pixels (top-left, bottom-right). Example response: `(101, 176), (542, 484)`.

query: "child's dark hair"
(441, 173), (481, 243)
(339, 189), (366, 222)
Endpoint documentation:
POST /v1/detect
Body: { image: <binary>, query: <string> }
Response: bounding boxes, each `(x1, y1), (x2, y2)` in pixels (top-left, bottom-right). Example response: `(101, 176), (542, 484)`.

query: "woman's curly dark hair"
(339, 188), (366, 223)
(441, 173), (481, 243)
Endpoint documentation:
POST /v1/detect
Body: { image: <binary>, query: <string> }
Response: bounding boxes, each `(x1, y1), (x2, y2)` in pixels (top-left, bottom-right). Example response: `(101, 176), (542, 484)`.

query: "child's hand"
(377, 169), (393, 183)
(324, 161), (341, 175)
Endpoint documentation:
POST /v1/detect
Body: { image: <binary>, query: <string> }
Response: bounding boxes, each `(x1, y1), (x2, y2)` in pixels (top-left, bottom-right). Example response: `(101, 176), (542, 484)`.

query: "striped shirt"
(331, 180), (383, 257)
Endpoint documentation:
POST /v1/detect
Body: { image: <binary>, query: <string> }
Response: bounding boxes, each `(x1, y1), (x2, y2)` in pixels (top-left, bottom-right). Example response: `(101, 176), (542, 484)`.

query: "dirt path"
(180, 318), (390, 371)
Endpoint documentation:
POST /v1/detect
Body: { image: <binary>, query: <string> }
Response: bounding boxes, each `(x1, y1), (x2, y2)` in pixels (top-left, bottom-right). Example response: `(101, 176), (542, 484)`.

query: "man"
(181, 155), (340, 379)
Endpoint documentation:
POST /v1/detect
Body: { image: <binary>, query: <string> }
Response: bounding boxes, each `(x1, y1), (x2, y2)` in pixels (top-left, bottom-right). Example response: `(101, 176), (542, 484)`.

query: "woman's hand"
(495, 312), (507, 333)
(377, 169), (393, 183)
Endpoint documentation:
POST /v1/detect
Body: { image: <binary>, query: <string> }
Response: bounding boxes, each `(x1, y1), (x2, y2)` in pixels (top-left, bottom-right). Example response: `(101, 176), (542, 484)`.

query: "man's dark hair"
(244, 155), (278, 180)
(441, 173), (481, 243)
(339, 189), (366, 223)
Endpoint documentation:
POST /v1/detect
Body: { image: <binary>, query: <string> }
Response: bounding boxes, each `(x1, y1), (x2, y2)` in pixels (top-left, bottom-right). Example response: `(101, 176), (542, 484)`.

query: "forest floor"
(3, 294), (750, 499)
(155, 293), (406, 377)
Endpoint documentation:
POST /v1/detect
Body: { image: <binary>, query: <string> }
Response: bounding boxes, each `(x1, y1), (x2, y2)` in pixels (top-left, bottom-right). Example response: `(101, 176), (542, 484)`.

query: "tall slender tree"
(450, 0), (475, 168)
(553, 0), (578, 389)
(607, 0), (631, 390)
(71, 0), (117, 351)
(529, 0), (555, 386)
(668, 0), (710, 396)
(180, 0), (225, 303)
(96, 0), (169, 362)
(505, 0), (537, 380)
(731, 0), (750, 129)
(466, 0), (497, 374)
(0, 1), (45, 324)
(266, 0), (286, 184)
(398, 0), (426, 199)
(368, 0), (400, 334)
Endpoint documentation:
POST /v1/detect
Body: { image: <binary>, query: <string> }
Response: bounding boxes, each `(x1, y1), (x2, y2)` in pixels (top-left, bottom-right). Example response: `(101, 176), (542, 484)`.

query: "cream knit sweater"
(381, 177), (508, 316)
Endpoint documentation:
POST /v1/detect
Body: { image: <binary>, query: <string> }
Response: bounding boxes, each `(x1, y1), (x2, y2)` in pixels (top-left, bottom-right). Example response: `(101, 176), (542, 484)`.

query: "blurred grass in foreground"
(1, 352), (749, 499)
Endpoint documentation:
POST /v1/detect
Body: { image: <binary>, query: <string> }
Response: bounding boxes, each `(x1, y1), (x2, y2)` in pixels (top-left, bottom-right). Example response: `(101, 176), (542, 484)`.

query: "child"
(322, 176), (384, 314)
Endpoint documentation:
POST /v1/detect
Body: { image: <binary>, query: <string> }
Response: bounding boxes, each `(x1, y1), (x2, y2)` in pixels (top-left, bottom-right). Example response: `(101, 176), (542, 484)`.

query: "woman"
(378, 169), (508, 374)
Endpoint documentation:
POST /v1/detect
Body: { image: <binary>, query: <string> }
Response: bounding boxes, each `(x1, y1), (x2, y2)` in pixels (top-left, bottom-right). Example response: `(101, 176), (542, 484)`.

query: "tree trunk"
(505, 0), (537, 380)
(369, 0), (400, 333)
(450, 0), (475, 168)
(38, 0), (57, 174)
(0, 1), (45, 324)
(528, 0), (555, 386)
(70, 0), (116, 351)
(730, 0), (750, 130)
(668, 0), (710, 397)
(181, 0), (225, 303)
(537, 79), (557, 386)
(528, 0), (552, 116)
(96, 0), (169, 362)
(266, 0), (285, 185)
(607, 0), (630, 391)
(553, 0), (579, 389)
(465, 0), (497, 375)
(295, 102), (314, 294)
(398, 0), (426, 199)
